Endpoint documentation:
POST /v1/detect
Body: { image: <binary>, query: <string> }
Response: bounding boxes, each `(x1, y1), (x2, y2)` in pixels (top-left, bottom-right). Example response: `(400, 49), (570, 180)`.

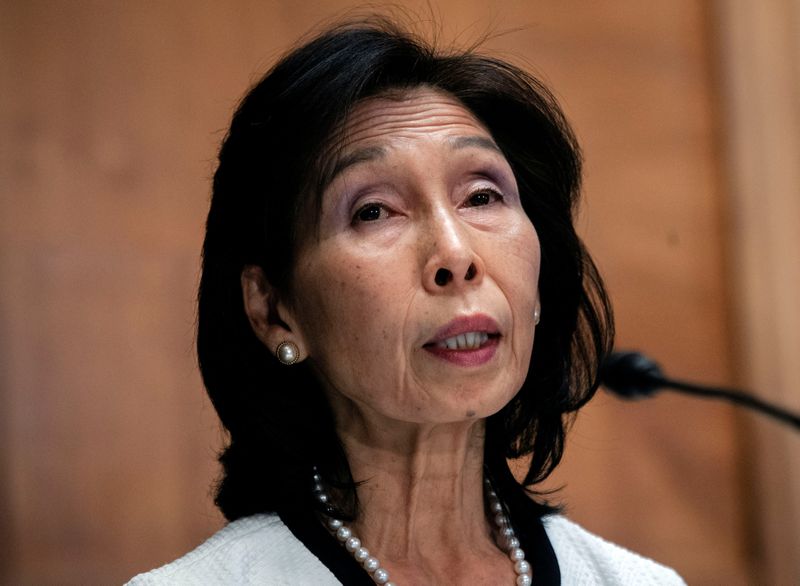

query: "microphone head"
(601, 351), (665, 399)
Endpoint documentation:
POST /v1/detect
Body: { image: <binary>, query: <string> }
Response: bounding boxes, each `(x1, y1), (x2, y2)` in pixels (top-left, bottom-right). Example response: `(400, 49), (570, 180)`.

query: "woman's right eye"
(353, 203), (387, 223)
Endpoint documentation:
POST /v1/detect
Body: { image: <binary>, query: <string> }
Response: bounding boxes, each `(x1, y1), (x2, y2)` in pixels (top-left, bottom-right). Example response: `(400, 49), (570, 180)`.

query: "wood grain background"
(1, 1), (797, 584)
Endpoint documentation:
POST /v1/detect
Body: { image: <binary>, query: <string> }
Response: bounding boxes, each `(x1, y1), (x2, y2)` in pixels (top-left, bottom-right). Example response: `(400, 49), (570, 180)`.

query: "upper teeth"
(436, 331), (490, 350)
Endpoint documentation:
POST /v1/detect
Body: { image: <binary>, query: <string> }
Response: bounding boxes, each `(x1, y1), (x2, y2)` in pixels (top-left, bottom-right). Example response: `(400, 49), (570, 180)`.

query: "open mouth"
(422, 314), (502, 366)
(428, 331), (499, 350)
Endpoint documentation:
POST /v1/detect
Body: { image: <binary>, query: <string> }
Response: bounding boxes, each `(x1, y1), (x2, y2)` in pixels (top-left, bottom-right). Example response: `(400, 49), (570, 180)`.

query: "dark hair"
(197, 18), (614, 522)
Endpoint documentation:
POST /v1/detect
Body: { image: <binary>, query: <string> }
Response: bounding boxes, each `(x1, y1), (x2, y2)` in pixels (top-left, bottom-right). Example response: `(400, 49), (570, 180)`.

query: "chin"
(440, 390), (516, 423)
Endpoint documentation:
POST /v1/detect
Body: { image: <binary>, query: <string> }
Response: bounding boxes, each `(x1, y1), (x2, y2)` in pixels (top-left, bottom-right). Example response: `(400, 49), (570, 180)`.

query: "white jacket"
(127, 513), (685, 585)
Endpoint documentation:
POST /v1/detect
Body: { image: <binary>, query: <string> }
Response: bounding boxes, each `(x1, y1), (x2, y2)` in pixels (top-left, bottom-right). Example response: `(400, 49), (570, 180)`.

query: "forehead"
(335, 87), (492, 152)
(302, 88), (500, 242)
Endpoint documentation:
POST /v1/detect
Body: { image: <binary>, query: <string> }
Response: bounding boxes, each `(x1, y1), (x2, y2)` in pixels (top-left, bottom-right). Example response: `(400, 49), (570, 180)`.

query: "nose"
(433, 264), (477, 286)
(422, 210), (484, 293)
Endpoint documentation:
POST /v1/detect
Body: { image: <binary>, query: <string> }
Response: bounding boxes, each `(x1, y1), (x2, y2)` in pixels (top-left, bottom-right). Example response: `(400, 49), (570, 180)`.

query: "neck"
(335, 413), (493, 562)
(320, 407), (530, 585)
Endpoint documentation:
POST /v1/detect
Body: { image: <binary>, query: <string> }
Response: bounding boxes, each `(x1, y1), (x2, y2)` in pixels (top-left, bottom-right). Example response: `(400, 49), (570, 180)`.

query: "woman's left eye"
(465, 188), (502, 207)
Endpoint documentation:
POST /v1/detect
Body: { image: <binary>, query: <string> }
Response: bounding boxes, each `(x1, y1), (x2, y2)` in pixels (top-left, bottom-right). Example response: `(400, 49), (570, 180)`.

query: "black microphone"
(601, 350), (800, 431)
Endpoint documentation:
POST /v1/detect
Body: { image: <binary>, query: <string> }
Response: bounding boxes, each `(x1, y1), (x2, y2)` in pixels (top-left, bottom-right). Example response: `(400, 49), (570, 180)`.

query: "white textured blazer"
(127, 514), (685, 585)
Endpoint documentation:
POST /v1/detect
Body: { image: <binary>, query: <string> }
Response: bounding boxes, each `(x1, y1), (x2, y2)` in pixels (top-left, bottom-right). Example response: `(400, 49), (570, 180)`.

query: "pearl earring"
(534, 306), (541, 325)
(276, 341), (299, 365)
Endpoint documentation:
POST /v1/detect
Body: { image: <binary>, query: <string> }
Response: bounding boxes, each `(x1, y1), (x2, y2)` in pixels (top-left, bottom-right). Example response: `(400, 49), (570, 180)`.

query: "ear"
(241, 265), (307, 363)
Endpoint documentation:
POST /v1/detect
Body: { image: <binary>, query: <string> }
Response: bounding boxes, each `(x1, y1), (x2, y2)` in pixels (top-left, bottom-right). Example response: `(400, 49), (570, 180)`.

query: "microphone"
(601, 351), (800, 431)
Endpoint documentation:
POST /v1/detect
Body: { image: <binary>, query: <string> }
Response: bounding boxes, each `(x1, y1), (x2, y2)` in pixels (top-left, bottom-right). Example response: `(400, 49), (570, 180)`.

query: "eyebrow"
(446, 135), (503, 154)
(327, 146), (386, 185)
(326, 135), (503, 186)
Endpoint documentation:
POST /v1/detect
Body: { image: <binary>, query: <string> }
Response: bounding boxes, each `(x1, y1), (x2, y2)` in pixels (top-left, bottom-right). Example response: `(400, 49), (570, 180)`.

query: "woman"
(130, 18), (685, 585)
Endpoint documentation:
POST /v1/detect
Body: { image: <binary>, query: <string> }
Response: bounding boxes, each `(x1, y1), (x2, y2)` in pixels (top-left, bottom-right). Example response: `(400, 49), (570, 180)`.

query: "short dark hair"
(197, 18), (614, 522)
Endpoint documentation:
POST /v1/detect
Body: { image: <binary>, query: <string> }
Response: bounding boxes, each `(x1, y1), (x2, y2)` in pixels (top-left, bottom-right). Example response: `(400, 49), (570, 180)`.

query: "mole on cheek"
(466, 410), (476, 418)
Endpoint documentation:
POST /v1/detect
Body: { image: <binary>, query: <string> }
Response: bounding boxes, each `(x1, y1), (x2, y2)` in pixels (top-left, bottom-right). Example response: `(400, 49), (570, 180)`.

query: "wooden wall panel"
(512, 3), (749, 583)
(714, 1), (800, 582)
(0, 3), (228, 582)
(1, 1), (783, 583)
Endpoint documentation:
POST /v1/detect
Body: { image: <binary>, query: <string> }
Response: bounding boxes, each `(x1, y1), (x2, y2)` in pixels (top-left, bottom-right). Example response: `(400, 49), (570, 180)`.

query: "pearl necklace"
(312, 471), (533, 586)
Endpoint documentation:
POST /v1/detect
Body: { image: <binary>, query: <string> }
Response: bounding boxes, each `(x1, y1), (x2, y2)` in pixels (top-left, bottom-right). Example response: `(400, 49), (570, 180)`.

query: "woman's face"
(288, 87), (540, 426)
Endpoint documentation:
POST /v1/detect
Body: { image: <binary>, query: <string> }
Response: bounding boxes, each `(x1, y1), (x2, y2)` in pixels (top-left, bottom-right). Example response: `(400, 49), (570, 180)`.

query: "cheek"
(495, 218), (541, 300)
(292, 253), (408, 376)
(495, 220), (540, 361)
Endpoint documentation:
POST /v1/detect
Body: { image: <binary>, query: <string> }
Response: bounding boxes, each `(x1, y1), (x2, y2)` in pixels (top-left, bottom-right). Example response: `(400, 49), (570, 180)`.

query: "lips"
(423, 314), (501, 366)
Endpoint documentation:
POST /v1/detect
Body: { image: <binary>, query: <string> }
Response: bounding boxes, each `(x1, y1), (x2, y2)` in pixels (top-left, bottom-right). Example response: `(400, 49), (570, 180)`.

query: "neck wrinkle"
(338, 418), (497, 565)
